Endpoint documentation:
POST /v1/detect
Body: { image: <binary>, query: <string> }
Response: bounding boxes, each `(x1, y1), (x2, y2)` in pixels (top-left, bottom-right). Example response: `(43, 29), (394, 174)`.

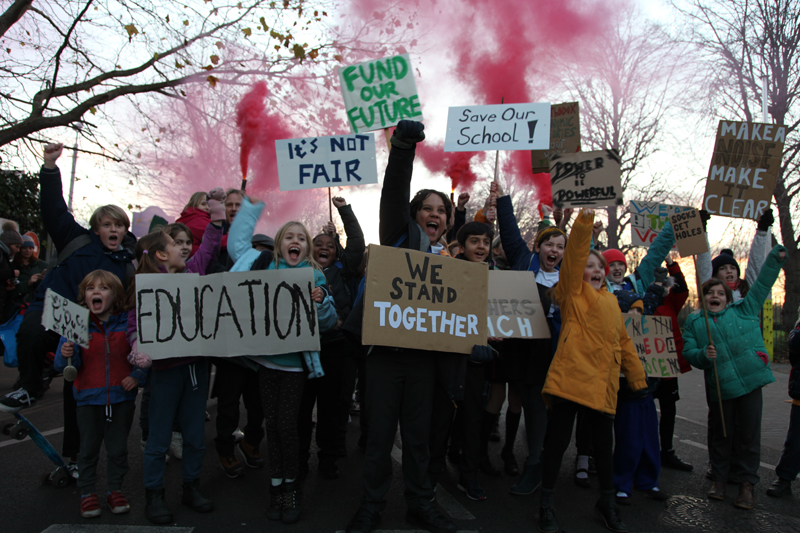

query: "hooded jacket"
(55, 311), (146, 407)
(176, 206), (212, 258)
(542, 211), (647, 414)
(683, 245), (786, 401)
(31, 166), (134, 314)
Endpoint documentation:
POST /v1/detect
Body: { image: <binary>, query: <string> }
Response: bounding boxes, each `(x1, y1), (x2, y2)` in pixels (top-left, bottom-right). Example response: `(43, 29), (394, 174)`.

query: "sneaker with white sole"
(80, 494), (101, 518)
(107, 491), (131, 514)
(67, 461), (79, 480)
(0, 388), (37, 412)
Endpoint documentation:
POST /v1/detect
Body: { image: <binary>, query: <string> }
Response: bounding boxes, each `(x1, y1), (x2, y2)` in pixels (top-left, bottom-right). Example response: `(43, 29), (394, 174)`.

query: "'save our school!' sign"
(362, 245), (488, 354)
(444, 103), (551, 152)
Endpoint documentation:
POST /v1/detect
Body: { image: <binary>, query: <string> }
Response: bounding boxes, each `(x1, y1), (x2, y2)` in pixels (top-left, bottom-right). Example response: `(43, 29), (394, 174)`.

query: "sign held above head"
(275, 133), (379, 192)
(629, 201), (692, 249)
(550, 149), (622, 209)
(339, 53), (423, 134)
(531, 102), (581, 173)
(703, 120), (786, 220)
(670, 208), (709, 257)
(444, 103), (551, 152)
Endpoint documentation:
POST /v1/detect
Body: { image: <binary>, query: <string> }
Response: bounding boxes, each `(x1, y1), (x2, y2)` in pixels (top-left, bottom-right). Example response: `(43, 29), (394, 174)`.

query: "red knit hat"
(602, 249), (627, 269)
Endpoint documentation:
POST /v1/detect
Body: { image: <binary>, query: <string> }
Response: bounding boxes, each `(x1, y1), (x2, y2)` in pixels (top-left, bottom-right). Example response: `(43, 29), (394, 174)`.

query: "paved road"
(1, 363), (799, 533)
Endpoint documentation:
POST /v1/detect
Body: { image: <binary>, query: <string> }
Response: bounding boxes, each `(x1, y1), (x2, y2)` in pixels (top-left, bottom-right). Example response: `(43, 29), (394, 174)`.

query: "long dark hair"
(124, 231), (170, 311)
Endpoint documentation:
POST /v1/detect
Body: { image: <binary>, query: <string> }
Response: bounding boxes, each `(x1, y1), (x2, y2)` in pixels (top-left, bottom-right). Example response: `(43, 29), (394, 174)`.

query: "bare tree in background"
(675, 0), (800, 330)
(562, 8), (699, 252)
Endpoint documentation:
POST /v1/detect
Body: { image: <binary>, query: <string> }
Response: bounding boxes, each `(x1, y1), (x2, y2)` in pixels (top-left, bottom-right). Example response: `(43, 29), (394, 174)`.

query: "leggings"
(541, 400), (614, 492)
(259, 366), (306, 480)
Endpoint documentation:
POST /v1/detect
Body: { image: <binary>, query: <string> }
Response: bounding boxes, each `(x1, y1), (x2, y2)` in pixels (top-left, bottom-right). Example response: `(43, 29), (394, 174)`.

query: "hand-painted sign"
(42, 289), (90, 348)
(623, 313), (680, 378)
(339, 53), (423, 134)
(670, 208), (708, 257)
(444, 103), (551, 152)
(362, 244), (488, 354)
(550, 149), (622, 208)
(135, 269), (320, 359)
(704, 120), (785, 220)
(276, 133), (378, 191)
(629, 201), (692, 248)
(531, 102), (581, 173)
(487, 271), (550, 339)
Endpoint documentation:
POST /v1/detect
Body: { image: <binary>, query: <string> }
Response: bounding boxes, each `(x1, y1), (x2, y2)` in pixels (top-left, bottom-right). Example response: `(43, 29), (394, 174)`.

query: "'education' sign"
(135, 269), (320, 359)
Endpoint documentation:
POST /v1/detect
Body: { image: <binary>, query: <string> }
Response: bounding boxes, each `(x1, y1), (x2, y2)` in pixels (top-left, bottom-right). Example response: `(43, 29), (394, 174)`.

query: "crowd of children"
(0, 122), (796, 533)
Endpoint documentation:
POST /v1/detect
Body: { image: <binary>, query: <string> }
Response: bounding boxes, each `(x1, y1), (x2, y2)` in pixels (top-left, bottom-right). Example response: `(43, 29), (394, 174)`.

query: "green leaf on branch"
(292, 43), (305, 60)
(124, 24), (139, 40)
(243, 27), (252, 37)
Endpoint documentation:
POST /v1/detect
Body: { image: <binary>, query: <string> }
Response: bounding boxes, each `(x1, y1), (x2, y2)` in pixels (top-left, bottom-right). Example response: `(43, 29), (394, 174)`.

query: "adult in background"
(11, 235), (47, 308)
(0, 222), (22, 322)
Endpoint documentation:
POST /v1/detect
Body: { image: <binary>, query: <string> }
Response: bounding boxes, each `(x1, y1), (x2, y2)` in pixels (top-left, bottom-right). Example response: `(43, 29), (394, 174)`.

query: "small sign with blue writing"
(275, 133), (379, 192)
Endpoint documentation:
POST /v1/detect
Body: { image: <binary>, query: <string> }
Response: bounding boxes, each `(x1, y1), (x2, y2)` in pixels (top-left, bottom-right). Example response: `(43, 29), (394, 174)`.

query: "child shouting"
(55, 270), (146, 518)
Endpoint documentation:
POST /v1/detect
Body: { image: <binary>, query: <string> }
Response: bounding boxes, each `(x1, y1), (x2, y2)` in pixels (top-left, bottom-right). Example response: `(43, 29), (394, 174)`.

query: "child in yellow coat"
(538, 209), (647, 533)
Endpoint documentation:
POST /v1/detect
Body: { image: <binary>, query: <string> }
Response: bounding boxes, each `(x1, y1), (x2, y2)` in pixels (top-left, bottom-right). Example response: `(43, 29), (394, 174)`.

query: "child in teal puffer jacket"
(683, 244), (787, 511)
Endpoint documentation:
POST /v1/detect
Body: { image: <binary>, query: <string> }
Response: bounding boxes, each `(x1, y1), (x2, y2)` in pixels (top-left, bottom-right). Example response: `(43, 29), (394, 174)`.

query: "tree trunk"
(606, 205), (620, 250)
(0, 0), (32, 39)
(773, 178), (799, 332)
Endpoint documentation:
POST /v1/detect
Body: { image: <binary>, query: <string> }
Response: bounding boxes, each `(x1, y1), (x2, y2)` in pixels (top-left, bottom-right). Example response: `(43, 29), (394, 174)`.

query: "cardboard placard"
(703, 120), (786, 220)
(531, 102), (581, 173)
(42, 289), (90, 348)
(670, 208), (708, 257)
(629, 201), (692, 249)
(444, 103), (551, 152)
(135, 269), (320, 360)
(362, 245), (488, 354)
(487, 271), (550, 339)
(550, 149), (623, 208)
(339, 53), (423, 134)
(622, 313), (680, 378)
(275, 133), (378, 191)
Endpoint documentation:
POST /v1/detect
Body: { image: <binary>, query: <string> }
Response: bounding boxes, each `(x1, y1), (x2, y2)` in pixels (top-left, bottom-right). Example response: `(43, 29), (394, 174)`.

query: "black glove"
(469, 345), (496, 364)
(391, 120), (425, 149)
(699, 209), (711, 232)
(653, 266), (668, 285)
(757, 208), (774, 232)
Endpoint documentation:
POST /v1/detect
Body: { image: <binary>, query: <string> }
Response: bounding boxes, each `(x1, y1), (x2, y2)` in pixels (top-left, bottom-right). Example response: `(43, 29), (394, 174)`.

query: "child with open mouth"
(683, 245), (787, 511)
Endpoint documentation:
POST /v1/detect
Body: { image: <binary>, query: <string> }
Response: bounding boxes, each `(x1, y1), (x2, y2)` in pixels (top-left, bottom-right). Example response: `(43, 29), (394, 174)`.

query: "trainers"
(238, 439), (265, 468)
(346, 505), (381, 533)
(0, 388), (37, 412)
(169, 432), (183, 460)
(457, 477), (487, 501)
(642, 487), (670, 501)
(67, 461), (79, 480)
(219, 453), (244, 478)
(281, 480), (302, 524)
(107, 491), (131, 514)
(766, 477), (792, 498)
(661, 449), (693, 471)
(80, 494), (101, 518)
(406, 504), (456, 533)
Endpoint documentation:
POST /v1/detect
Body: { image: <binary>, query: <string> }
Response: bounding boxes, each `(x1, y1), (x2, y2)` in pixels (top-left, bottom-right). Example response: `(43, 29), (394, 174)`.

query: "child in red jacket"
(55, 270), (146, 519)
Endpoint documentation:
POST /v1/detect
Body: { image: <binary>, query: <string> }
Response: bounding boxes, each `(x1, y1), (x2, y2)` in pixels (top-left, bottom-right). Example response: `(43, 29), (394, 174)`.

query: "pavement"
(1, 361), (799, 533)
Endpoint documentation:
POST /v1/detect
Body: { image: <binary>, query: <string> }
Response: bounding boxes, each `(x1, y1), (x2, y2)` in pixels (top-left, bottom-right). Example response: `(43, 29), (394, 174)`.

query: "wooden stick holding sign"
(692, 255), (726, 437)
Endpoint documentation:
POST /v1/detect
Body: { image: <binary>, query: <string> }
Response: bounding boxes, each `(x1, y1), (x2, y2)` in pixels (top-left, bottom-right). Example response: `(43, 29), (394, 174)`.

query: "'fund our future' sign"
(275, 133), (378, 191)
(444, 103), (551, 152)
(704, 120), (786, 220)
(362, 245), (488, 354)
(339, 53), (422, 134)
(135, 270), (320, 359)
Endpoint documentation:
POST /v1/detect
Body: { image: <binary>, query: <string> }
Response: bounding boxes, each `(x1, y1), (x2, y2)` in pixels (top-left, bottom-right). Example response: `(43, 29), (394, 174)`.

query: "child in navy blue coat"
(55, 270), (146, 519)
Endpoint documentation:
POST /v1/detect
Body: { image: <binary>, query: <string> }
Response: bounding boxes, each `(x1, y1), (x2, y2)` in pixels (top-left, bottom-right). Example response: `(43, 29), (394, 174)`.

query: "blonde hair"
(78, 270), (126, 315)
(89, 205), (130, 232)
(273, 221), (322, 271)
(184, 192), (207, 211)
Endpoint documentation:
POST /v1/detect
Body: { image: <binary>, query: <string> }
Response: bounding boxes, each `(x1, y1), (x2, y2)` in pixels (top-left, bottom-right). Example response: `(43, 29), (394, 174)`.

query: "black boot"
(281, 480), (302, 524)
(538, 505), (558, 533)
(595, 491), (627, 533)
(479, 411), (501, 476)
(182, 479), (214, 513)
(502, 409), (521, 476)
(268, 485), (283, 521)
(145, 488), (173, 524)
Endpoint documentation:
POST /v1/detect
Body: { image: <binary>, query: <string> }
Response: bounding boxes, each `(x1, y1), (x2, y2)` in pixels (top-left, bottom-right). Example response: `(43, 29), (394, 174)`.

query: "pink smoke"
(236, 81), (270, 182)
(415, 143), (482, 192)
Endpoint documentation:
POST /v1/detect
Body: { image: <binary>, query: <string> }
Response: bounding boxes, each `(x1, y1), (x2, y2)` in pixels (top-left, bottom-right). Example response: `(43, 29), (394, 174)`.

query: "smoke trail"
(415, 143), (483, 192)
(236, 81), (270, 181)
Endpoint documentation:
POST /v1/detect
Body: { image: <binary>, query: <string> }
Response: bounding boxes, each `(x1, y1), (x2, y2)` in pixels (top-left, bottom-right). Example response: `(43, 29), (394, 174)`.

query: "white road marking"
(0, 426), (64, 448)
(680, 439), (776, 470)
(42, 526), (193, 532)
(390, 445), (475, 520)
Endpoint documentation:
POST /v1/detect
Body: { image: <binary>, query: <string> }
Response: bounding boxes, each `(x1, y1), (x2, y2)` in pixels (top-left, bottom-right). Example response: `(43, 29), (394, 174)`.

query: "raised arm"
(555, 209), (593, 302)
(185, 222), (223, 275)
(635, 219), (675, 289)
(333, 198), (365, 278)
(228, 197), (264, 263)
(744, 212), (773, 285)
(739, 245), (787, 316)
(496, 192), (534, 270)
(379, 121), (424, 245)
(40, 144), (88, 251)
